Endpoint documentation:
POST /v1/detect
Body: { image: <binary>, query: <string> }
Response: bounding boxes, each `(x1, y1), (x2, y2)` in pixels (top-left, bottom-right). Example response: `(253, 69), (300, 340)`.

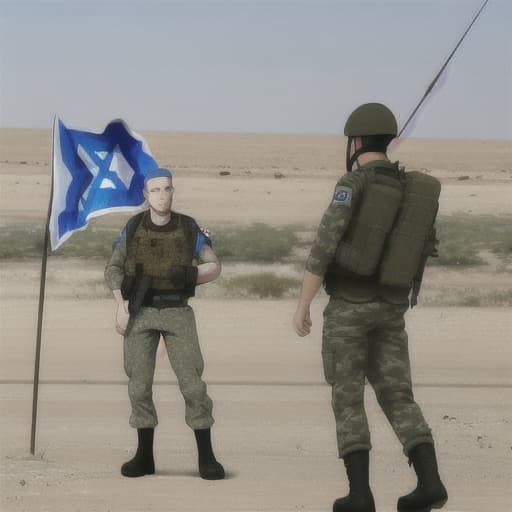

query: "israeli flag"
(50, 118), (157, 250)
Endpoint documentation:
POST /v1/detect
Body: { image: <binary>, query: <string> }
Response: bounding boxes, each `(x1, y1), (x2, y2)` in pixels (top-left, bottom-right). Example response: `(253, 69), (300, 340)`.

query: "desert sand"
(0, 129), (511, 511)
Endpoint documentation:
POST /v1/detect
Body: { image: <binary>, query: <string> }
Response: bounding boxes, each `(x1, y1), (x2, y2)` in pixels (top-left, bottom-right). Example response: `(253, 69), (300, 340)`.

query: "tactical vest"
(125, 211), (196, 292)
(334, 167), (440, 288)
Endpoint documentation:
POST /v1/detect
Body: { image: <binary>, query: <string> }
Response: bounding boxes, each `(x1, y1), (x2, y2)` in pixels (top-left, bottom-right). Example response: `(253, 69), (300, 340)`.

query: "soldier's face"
(144, 177), (174, 215)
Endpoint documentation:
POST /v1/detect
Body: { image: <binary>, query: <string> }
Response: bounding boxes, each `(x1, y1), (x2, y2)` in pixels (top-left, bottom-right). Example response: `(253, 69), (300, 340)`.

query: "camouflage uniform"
(105, 212), (214, 431)
(306, 160), (434, 458)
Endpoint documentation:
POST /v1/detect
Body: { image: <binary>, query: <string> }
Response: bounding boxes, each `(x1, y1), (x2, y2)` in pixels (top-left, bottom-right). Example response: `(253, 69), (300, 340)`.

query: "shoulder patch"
(332, 186), (352, 207)
(195, 229), (212, 254)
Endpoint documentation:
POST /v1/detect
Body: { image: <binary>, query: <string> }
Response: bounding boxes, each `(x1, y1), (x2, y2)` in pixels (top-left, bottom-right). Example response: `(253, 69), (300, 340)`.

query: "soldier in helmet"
(104, 167), (225, 480)
(293, 103), (447, 512)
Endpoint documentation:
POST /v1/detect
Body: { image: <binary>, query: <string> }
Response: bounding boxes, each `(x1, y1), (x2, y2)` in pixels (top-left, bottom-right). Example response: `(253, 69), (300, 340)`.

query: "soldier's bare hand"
(293, 307), (312, 337)
(115, 300), (130, 336)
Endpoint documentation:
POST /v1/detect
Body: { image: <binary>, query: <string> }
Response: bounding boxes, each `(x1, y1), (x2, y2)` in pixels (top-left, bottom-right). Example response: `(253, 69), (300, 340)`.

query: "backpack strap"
(180, 214), (201, 256)
(124, 211), (145, 246)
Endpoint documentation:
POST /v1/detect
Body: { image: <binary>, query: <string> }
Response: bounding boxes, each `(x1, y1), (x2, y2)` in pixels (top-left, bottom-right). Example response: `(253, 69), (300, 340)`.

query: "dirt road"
(1, 299), (511, 511)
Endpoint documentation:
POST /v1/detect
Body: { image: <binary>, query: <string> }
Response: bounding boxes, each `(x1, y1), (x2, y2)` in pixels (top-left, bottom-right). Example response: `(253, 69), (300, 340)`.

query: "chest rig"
(125, 211), (195, 292)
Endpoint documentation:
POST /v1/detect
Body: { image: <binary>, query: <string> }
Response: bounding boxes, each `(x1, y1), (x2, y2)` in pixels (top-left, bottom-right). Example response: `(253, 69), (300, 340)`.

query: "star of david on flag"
(50, 118), (158, 250)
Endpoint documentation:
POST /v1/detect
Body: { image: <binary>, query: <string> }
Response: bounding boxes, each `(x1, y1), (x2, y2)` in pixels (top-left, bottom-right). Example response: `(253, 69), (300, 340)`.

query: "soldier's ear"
(143, 188), (148, 200)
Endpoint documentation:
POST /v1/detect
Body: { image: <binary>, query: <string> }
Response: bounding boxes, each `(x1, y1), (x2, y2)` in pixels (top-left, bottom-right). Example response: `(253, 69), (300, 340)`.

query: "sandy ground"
(1, 130), (512, 228)
(1, 299), (511, 512)
(1, 130), (511, 511)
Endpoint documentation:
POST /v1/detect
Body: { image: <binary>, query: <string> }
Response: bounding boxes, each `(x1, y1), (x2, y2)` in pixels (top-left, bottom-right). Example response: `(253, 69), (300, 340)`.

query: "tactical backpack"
(379, 172), (440, 287)
(335, 169), (440, 288)
(335, 168), (403, 276)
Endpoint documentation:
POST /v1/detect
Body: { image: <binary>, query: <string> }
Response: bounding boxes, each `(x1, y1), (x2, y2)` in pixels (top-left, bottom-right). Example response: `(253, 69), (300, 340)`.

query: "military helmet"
(344, 103), (398, 137)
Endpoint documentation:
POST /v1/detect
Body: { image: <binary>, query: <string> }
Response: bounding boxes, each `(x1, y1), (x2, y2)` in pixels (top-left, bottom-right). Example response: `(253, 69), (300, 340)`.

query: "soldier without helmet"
(293, 103), (448, 512)
(104, 167), (225, 480)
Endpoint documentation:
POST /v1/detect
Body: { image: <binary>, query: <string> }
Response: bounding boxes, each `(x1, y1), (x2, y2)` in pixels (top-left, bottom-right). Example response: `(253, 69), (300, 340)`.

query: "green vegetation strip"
(430, 214), (512, 267)
(420, 289), (512, 308)
(0, 222), (301, 262)
(1, 214), (511, 268)
(212, 223), (299, 262)
(221, 273), (301, 299)
(0, 224), (118, 260)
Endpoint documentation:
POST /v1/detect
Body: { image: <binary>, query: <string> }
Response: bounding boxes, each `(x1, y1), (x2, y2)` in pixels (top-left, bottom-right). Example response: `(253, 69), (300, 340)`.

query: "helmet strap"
(346, 140), (388, 173)
(345, 137), (354, 173)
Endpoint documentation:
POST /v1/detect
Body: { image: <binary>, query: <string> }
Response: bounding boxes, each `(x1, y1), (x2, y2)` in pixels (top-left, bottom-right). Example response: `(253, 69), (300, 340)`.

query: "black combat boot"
(194, 428), (225, 480)
(397, 443), (448, 512)
(333, 450), (376, 512)
(121, 428), (155, 477)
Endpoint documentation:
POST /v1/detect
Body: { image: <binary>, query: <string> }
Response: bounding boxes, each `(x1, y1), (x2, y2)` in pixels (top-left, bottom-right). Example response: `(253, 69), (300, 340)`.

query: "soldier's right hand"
(293, 306), (313, 337)
(115, 300), (130, 336)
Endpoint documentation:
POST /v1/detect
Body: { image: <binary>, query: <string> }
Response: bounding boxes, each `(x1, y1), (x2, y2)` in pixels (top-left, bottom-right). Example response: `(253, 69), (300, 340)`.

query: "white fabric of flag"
(50, 118), (158, 250)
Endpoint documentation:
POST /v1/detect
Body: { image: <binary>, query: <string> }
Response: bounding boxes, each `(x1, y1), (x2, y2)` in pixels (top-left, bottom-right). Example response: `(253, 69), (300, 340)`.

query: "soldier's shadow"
(156, 468), (236, 479)
(155, 468), (199, 477)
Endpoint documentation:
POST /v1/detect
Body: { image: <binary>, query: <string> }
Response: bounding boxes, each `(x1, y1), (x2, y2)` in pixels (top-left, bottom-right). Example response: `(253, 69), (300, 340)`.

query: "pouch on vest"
(379, 172), (440, 287)
(335, 177), (402, 276)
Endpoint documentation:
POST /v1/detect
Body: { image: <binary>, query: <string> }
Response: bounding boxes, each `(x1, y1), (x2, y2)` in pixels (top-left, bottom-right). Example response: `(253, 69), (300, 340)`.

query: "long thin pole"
(30, 118), (56, 454)
(398, 0), (490, 137)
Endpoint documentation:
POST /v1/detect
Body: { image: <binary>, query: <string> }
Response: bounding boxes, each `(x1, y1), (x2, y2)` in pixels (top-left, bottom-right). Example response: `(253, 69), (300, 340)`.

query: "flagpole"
(30, 117), (56, 455)
(398, 0), (490, 137)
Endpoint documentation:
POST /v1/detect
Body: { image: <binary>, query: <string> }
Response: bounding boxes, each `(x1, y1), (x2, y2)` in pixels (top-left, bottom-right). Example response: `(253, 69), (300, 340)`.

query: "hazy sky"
(0, 0), (510, 138)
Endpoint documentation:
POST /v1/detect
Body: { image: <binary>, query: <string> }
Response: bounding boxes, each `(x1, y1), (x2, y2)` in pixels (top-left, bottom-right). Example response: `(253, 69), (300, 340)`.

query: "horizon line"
(0, 126), (510, 143)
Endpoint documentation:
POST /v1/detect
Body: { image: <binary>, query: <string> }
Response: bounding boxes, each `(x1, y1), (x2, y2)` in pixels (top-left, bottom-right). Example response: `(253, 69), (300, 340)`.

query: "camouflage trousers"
(124, 305), (214, 431)
(322, 297), (434, 458)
